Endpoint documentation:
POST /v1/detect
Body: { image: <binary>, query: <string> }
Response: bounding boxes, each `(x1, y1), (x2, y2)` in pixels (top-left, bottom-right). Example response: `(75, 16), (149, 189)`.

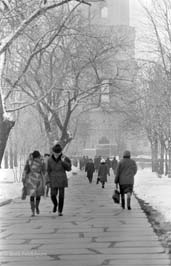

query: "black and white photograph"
(0, 0), (171, 265)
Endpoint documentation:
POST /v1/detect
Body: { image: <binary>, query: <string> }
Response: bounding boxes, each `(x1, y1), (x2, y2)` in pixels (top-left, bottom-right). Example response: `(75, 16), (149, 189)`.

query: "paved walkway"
(0, 171), (171, 266)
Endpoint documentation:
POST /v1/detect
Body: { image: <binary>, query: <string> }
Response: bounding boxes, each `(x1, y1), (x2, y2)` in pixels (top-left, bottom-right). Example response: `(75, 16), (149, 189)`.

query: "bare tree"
(6, 16), (121, 149)
(0, 0), (89, 165)
(136, 0), (171, 176)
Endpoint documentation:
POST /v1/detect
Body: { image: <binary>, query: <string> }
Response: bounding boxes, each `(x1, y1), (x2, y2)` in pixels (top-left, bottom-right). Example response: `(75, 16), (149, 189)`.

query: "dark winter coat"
(115, 158), (137, 185)
(47, 154), (71, 188)
(98, 162), (109, 182)
(85, 161), (95, 179)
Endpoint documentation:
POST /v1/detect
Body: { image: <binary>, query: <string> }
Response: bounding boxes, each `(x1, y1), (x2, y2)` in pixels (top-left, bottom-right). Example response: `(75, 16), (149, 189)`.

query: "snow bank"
(135, 169), (171, 222)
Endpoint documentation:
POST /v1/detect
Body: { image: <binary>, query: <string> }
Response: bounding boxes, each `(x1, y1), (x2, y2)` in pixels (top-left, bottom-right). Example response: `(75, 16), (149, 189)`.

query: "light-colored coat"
(22, 157), (45, 197)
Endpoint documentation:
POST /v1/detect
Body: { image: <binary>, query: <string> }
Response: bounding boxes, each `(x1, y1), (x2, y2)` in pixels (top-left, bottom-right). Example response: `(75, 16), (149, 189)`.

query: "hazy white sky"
(130, 0), (148, 27)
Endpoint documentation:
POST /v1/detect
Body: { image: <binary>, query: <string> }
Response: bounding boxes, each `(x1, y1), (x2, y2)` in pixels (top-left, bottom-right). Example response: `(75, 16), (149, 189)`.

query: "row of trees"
(126, 0), (171, 176)
(2, 0), (171, 178)
(0, 0), (133, 166)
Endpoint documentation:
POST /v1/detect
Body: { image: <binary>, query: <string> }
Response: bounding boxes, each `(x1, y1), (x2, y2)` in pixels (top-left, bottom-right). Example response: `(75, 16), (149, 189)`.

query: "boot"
(36, 197), (40, 214)
(127, 197), (131, 210)
(121, 198), (125, 209)
(30, 201), (35, 217)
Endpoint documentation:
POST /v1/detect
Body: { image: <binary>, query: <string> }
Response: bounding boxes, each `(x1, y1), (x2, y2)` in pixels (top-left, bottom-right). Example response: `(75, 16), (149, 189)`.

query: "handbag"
(21, 186), (27, 200)
(112, 189), (120, 204)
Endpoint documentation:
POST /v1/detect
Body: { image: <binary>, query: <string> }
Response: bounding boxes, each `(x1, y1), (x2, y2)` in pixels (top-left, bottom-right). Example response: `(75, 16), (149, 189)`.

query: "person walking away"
(44, 153), (50, 197)
(22, 150), (46, 217)
(85, 158), (95, 183)
(114, 150), (137, 210)
(111, 156), (118, 177)
(47, 143), (71, 216)
(106, 157), (111, 176)
(97, 158), (110, 188)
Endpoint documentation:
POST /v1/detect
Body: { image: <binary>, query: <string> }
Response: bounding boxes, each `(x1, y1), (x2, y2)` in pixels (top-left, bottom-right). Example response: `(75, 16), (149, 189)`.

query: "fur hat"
(32, 150), (41, 159)
(52, 144), (62, 153)
(123, 150), (131, 158)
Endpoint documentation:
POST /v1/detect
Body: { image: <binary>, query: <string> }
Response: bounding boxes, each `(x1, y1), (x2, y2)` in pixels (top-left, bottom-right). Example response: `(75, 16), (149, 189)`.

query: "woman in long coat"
(22, 150), (45, 217)
(115, 150), (137, 210)
(97, 158), (110, 188)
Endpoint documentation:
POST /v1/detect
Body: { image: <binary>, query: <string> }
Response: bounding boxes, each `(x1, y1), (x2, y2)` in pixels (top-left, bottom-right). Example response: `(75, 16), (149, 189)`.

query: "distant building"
(69, 0), (150, 157)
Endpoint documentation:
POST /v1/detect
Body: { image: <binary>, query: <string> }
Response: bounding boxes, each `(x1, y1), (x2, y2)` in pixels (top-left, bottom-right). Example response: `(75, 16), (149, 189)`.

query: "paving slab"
(0, 171), (170, 265)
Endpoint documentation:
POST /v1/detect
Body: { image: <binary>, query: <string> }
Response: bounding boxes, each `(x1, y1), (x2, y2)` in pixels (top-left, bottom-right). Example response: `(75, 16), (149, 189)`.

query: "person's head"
(52, 143), (62, 158)
(100, 158), (105, 164)
(32, 150), (41, 159)
(123, 150), (131, 159)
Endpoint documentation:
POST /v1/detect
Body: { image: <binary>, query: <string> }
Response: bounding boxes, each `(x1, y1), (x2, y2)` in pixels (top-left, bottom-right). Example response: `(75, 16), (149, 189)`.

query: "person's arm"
(46, 159), (51, 184)
(22, 159), (30, 184)
(61, 156), (72, 171)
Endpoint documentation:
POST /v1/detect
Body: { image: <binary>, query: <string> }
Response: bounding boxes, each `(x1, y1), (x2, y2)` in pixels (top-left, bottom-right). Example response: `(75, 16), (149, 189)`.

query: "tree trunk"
(14, 147), (18, 167)
(168, 141), (171, 178)
(159, 139), (164, 175)
(165, 148), (168, 176)
(9, 146), (13, 169)
(151, 138), (158, 172)
(4, 151), (8, 169)
(0, 119), (15, 167)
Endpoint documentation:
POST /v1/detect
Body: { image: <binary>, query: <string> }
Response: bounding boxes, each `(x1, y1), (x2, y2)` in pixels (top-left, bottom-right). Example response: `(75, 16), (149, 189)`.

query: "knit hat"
(123, 150), (131, 158)
(52, 144), (62, 154)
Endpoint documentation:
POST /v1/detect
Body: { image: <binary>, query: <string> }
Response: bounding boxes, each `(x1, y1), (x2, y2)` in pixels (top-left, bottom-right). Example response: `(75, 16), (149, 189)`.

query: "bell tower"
(88, 0), (130, 26)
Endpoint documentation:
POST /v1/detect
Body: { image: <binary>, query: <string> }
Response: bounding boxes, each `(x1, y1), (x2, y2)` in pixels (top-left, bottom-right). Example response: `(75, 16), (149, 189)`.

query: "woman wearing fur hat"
(47, 143), (71, 216)
(114, 150), (137, 210)
(22, 150), (46, 217)
(97, 158), (110, 188)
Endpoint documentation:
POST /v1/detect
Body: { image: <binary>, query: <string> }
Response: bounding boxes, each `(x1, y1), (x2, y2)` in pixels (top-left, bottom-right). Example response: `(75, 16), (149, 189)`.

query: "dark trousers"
(51, 187), (65, 213)
(30, 196), (41, 212)
(87, 174), (93, 183)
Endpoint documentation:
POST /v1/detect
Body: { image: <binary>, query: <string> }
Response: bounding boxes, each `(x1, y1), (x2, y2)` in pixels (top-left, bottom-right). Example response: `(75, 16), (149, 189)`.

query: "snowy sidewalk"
(0, 171), (170, 266)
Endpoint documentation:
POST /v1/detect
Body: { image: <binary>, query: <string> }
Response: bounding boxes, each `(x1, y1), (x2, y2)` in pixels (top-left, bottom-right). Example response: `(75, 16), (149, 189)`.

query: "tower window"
(101, 6), (108, 18)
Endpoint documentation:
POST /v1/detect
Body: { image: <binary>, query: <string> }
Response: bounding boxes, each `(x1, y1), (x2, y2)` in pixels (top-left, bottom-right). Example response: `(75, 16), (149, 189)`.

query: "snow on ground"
(134, 168), (171, 222)
(1, 165), (171, 223)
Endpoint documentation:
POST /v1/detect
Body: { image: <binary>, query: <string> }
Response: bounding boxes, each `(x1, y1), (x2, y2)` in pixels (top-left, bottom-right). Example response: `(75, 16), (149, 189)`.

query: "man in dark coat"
(114, 150), (137, 210)
(47, 143), (71, 216)
(85, 158), (95, 183)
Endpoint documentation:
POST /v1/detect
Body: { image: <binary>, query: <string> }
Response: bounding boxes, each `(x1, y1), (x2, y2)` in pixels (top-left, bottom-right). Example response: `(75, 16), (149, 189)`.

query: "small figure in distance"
(85, 158), (95, 183)
(97, 158), (110, 188)
(111, 156), (118, 177)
